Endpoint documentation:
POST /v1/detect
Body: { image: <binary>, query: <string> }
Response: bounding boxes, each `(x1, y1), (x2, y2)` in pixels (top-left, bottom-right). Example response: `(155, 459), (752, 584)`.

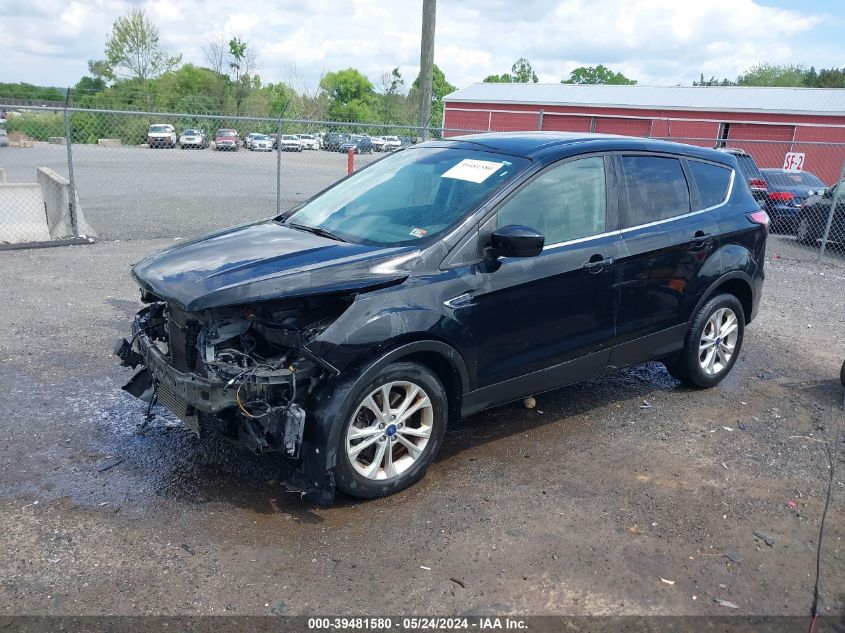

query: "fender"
(293, 339), (470, 505)
(691, 269), (757, 324)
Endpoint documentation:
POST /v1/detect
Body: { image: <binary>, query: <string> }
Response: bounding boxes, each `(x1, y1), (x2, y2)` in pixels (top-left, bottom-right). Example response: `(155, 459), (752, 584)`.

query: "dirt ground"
(0, 236), (843, 618)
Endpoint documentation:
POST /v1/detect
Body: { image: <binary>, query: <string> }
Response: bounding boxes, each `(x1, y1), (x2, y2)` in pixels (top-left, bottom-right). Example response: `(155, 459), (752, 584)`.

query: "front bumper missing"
(115, 306), (336, 505)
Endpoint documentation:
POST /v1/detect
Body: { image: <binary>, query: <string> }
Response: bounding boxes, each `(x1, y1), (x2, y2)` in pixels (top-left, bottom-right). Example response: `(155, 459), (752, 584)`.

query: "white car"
(147, 124), (177, 148)
(382, 135), (402, 151)
(280, 135), (303, 152)
(244, 132), (264, 149)
(249, 134), (273, 151)
(370, 136), (387, 152)
(297, 134), (320, 150)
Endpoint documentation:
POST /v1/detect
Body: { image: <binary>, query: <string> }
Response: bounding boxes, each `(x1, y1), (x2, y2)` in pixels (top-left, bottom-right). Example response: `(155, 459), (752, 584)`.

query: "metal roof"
(443, 83), (845, 116)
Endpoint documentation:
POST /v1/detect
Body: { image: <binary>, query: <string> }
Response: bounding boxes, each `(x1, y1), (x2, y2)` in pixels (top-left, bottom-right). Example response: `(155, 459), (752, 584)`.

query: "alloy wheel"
(346, 381), (434, 481)
(698, 307), (739, 376)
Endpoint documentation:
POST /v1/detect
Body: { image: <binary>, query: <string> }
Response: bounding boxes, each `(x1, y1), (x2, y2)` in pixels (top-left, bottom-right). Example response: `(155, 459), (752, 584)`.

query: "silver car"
(249, 134), (273, 151)
(280, 135), (303, 152)
(0, 129), (8, 147)
(178, 128), (208, 149)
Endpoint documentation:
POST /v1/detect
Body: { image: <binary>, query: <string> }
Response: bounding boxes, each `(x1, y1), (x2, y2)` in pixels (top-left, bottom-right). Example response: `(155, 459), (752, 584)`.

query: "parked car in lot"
(796, 179), (845, 246)
(280, 134), (303, 151)
(716, 147), (767, 203)
(214, 129), (240, 151)
(759, 168), (826, 232)
(298, 134), (320, 150)
(323, 133), (348, 152)
(116, 132), (767, 504)
(147, 124), (177, 148)
(0, 128), (8, 147)
(178, 128), (208, 149)
(383, 135), (402, 151)
(340, 134), (374, 154)
(244, 133), (264, 150)
(249, 134), (273, 151)
(370, 136), (386, 152)
(398, 136), (415, 148)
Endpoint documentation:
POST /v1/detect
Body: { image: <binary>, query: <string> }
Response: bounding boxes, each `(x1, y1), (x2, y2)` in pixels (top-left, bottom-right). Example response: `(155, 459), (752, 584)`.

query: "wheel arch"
(693, 271), (755, 325)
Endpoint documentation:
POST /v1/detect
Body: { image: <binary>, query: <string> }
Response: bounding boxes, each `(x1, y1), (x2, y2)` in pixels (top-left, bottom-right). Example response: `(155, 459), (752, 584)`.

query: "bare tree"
(203, 35), (227, 76)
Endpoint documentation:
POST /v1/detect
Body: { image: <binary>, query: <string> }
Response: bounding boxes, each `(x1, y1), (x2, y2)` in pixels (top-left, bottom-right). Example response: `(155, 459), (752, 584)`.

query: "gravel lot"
(0, 142), (843, 620)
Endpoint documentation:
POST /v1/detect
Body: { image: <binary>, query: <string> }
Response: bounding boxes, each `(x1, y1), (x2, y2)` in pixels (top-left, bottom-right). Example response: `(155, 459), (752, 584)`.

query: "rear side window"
(688, 161), (732, 209)
(734, 153), (763, 180)
(620, 156), (690, 227)
(498, 156), (607, 245)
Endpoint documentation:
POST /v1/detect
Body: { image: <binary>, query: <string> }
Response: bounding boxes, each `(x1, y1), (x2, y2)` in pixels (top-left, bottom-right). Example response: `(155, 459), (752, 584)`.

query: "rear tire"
(796, 216), (816, 244)
(333, 362), (447, 499)
(666, 293), (744, 389)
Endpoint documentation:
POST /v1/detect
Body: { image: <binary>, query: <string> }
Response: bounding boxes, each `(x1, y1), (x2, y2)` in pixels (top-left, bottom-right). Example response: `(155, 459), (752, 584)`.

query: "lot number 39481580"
(783, 152), (805, 171)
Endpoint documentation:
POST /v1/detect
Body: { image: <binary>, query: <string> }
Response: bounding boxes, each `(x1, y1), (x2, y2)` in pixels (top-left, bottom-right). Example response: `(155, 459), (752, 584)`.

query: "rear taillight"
(747, 210), (770, 227)
(749, 178), (768, 190)
(768, 191), (794, 202)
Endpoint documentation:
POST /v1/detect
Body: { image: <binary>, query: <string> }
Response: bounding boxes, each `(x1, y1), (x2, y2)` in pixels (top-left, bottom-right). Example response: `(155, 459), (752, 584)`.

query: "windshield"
(762, 170), (825, 188)
(254, 134), (269, 140)
(182, 129), (200, 135)
(285, 146), (529, 246)
(149, 125), (171, 133)
(217, 129), (237, 136)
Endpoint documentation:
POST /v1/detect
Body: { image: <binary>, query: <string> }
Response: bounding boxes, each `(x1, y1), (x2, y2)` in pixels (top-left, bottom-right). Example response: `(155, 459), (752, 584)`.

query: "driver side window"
(497, 156), (607, 245)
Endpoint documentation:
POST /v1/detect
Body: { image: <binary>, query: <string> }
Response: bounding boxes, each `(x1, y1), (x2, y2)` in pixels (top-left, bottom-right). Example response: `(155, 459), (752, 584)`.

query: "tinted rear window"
(621, 156), (691, 227)
(688, 161), (732, 209)
(761, 170), (825, 188)
(734, 154), (763, 180)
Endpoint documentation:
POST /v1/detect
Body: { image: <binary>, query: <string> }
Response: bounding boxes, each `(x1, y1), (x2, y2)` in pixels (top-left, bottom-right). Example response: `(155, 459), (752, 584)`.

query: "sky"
(1, 0), (843, 93)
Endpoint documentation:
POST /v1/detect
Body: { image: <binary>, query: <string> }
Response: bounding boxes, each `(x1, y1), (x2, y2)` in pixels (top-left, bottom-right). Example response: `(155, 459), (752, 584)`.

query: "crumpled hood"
(132, 220), (419, 311)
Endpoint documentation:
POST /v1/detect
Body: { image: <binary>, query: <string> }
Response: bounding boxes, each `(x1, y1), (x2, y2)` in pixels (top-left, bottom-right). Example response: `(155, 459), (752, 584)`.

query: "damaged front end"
(115, 292), (350, 502)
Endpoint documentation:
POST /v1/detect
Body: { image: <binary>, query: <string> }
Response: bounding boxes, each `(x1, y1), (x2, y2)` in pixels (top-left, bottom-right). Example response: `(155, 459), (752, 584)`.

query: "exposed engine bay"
(115, 292), (350, 460)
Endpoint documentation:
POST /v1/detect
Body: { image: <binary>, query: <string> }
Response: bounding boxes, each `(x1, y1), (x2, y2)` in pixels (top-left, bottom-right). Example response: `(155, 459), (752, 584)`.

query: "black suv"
(116, 132), (768, 504)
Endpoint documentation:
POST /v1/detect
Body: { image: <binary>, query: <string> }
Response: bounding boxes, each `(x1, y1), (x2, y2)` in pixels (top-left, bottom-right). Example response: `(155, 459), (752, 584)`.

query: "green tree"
(411, 64), (455, 129)
(810, 67), (845, 88)
(100, 8), (181, 84)
(692, 73), (735, 86)
(320, 68), (375, 121)
(737, 63), (807, 87)
(484, 58), (539, 83)
(562, 64), (636, 85)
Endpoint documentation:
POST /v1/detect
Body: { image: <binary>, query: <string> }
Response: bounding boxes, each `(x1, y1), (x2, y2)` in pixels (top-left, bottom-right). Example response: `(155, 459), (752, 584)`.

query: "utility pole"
(418, 0), (436, 138)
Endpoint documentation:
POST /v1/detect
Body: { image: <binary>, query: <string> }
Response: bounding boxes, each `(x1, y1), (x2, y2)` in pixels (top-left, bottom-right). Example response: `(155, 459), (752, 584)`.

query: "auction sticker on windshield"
(442, 159), (505, 183)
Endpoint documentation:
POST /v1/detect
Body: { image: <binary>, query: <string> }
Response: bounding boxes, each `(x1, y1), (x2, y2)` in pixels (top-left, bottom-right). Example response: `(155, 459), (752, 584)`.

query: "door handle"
(583, 255), (614, 273)
(691, 231), (713, 248)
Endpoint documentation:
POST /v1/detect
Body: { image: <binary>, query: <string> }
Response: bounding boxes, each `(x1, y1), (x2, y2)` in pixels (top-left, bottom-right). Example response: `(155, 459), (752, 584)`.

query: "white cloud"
(0, 0), (839, 93)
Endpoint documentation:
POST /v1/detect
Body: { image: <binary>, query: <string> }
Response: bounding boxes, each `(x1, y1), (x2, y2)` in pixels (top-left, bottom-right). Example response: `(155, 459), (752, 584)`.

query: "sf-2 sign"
(783, 152), (805, 172)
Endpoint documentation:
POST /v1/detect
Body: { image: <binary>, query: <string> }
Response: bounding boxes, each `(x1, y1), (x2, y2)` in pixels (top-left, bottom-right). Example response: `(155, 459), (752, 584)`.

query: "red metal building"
(442, 84), (845, 184)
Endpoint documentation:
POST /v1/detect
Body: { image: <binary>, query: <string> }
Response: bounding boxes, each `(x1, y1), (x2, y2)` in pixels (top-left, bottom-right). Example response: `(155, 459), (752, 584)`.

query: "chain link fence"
(1, 105), (843, 263)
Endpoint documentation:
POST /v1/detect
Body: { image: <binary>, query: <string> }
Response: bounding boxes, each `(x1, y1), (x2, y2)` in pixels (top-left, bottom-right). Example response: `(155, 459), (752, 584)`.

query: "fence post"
(538, 109), (544, 131)
(347, 148), (355, 175)
(62, 100), (79, 237)
(818, 159), (845, 261)
(276, 116), (282, 217)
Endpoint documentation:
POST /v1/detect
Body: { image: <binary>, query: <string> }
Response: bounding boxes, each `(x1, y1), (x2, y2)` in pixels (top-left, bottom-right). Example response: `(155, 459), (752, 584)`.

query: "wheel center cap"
(385, 424), (397, 437)
(715, 337), (722, 345)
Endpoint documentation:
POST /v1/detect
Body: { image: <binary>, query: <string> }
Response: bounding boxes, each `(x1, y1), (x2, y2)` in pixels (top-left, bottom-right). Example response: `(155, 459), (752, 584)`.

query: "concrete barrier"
(0, 184), (51, 243)
(48, 136), (65, 144)
(36, 167), (96, 238)
(97, 138), (121, 147)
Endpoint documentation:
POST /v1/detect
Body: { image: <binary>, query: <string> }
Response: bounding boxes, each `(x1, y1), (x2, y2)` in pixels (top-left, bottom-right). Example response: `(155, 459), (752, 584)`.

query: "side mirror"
(488, 225), (544, 258)
(823, 187), (834, 198)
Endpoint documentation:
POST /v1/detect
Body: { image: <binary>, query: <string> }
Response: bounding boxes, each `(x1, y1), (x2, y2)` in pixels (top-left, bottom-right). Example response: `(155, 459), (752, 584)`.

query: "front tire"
(334, 362), (447, 499)
(666, 294), (744, 389)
